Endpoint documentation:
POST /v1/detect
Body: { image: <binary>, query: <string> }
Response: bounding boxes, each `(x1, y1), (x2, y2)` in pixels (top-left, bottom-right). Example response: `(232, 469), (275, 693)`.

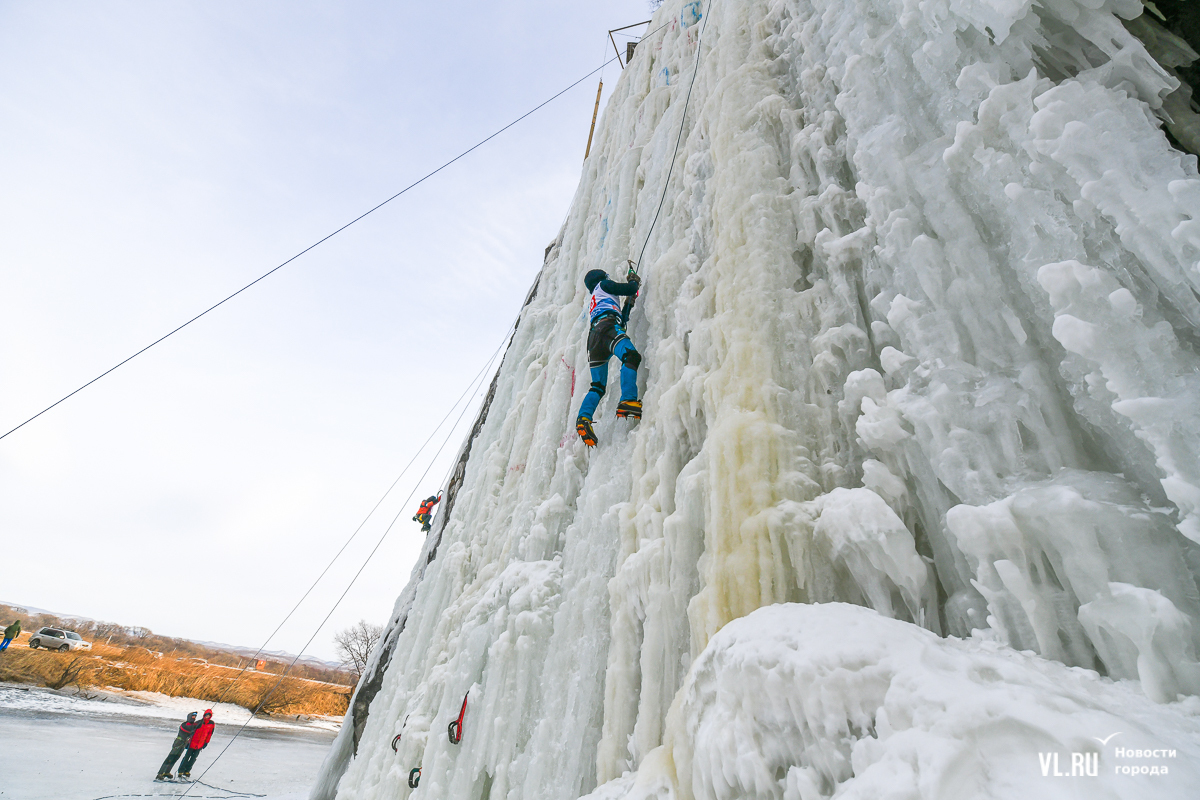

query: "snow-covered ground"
(0, 684), (335, 799)
(0, 684), (340, 733)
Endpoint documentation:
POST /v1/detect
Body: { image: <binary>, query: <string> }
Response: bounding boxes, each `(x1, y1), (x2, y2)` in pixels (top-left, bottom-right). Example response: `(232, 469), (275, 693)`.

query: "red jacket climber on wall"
(413, 492), (442, 532)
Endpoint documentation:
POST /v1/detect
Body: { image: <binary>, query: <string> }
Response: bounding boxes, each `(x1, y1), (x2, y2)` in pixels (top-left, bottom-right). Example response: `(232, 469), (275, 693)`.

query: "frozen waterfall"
(314, 0), (1200, 797)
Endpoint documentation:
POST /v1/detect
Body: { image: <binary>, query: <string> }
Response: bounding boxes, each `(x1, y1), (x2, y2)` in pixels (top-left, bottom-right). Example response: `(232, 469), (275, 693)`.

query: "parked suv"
(28, 627), (91, 652)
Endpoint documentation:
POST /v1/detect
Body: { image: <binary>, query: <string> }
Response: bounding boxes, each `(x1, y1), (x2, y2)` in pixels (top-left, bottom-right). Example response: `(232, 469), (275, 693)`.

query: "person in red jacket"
(413, 492), (442, 532)
(176, 709), (215, 780)
(156, 711), (201, 780)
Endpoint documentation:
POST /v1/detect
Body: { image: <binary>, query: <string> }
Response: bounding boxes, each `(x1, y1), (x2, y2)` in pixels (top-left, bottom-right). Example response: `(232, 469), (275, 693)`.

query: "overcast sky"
(0, 1), (653, 661)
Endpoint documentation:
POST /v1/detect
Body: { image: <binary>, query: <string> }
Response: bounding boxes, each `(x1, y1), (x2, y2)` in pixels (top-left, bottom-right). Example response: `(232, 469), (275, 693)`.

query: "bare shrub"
(333, 620), (382, 679)
(47, 656), (94, 691)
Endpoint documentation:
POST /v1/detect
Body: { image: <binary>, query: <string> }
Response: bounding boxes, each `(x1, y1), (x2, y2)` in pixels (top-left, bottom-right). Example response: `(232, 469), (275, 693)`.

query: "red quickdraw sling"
(447, 691), (468, 744)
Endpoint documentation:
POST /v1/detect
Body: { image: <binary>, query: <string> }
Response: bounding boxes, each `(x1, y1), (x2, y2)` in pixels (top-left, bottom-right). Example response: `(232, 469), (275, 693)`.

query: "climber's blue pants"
(579, 314), (639, 420)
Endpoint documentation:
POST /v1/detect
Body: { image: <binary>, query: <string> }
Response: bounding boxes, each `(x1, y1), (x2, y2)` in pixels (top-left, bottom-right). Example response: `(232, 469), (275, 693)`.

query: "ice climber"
(1, 619), (20, 650)
(576, 267), (642, 447)
(413, 492), (441, 532)
(156, 711), (201, 780)
(177, 709), (215, 780)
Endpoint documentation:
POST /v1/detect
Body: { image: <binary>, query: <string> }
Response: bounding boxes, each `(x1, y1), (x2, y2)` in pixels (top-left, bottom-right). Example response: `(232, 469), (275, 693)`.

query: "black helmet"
(584, 269), (607, 292)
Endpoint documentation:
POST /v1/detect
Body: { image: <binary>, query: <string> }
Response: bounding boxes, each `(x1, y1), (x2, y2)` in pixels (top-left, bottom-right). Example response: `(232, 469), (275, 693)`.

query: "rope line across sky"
(0, 54), (622, 443)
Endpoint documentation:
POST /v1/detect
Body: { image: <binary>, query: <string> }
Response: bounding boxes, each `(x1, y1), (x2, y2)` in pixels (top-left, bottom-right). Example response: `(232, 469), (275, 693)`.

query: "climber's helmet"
(584, 269), (608, 293)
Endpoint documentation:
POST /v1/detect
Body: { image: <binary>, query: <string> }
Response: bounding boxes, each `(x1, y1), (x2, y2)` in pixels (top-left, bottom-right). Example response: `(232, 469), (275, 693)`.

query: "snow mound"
(591, 603), (1200, 800)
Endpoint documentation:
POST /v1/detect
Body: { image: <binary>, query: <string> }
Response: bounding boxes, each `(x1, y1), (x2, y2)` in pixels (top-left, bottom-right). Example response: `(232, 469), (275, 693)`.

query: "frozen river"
(0, 686), (333, 800)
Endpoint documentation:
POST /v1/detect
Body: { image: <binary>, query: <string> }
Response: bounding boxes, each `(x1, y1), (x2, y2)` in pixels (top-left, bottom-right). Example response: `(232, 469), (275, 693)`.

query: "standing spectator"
(0, 620), (19, 651)
(177, 709), (215, 780)
(156, 711), (200, 780)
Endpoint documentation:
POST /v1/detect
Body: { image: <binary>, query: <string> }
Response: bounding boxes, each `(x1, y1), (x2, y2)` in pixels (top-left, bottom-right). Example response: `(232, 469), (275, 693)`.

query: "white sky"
(0, 1), (653, 661)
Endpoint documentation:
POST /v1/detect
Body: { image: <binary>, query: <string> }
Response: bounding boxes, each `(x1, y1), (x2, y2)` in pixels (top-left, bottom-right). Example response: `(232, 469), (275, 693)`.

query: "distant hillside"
(0, 602), (354, 717)
(189, 639), (342, 671)
(0, 602), (350, 685)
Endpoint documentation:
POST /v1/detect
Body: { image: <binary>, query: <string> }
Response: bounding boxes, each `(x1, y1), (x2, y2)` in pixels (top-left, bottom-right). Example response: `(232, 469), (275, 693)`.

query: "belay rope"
(448, 691), (469, 744)
(629, 2), (710, 281)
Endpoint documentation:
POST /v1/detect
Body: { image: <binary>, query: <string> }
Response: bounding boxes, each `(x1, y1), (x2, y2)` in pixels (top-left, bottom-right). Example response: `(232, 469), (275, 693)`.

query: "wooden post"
(584, 79), (603, 160)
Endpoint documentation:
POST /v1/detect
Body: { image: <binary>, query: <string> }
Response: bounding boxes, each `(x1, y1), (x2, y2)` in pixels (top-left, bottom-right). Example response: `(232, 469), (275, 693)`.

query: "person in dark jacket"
(413, 492), (441, 532)
(157, 711), (201, 780)
(576, 267), (642, 446)
(177, 709), (215, 779)
(1, 620), (20, 651)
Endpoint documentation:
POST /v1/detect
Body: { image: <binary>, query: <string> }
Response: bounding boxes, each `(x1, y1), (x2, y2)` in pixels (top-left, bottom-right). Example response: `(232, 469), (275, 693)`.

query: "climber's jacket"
(588, 277), (639, 323)
(416, 495), (440, 517)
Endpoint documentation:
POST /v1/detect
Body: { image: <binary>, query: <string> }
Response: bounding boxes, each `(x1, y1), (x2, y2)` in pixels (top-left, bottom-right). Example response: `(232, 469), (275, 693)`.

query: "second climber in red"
(413, 492), (442, 532)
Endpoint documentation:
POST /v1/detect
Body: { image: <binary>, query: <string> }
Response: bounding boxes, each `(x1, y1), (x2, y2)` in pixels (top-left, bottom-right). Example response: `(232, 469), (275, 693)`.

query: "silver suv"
(28, 627), (91, 652)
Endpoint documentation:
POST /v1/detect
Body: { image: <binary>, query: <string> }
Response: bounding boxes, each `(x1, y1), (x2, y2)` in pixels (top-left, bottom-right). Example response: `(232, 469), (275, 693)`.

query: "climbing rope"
(632, 3), (711, 275)
(177, 321), (515, 799)
(88, 782), (264, 800)
(0, 54), (621, 443)
(193, 10), (708, 759)
(208, 333), (509, 706)
(194, 782), (264, 798)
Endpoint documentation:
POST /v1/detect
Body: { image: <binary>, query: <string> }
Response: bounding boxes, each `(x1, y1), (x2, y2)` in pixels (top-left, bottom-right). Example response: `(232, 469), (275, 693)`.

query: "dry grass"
(0, 633), (349, 716)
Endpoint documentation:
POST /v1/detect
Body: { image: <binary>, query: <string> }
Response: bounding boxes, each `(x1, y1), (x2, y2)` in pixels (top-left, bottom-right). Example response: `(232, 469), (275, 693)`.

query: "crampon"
(576, 416), (597, 447)
(615, 400), (642, 419)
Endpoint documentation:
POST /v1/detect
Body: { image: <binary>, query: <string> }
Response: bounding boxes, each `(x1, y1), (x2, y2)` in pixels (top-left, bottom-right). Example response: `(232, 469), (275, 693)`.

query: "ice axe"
(622, 260), (640, 324)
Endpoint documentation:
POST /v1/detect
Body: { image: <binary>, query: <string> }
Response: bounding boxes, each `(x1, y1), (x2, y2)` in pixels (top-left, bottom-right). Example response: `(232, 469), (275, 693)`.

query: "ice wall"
(316, 0), (1200, 797)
